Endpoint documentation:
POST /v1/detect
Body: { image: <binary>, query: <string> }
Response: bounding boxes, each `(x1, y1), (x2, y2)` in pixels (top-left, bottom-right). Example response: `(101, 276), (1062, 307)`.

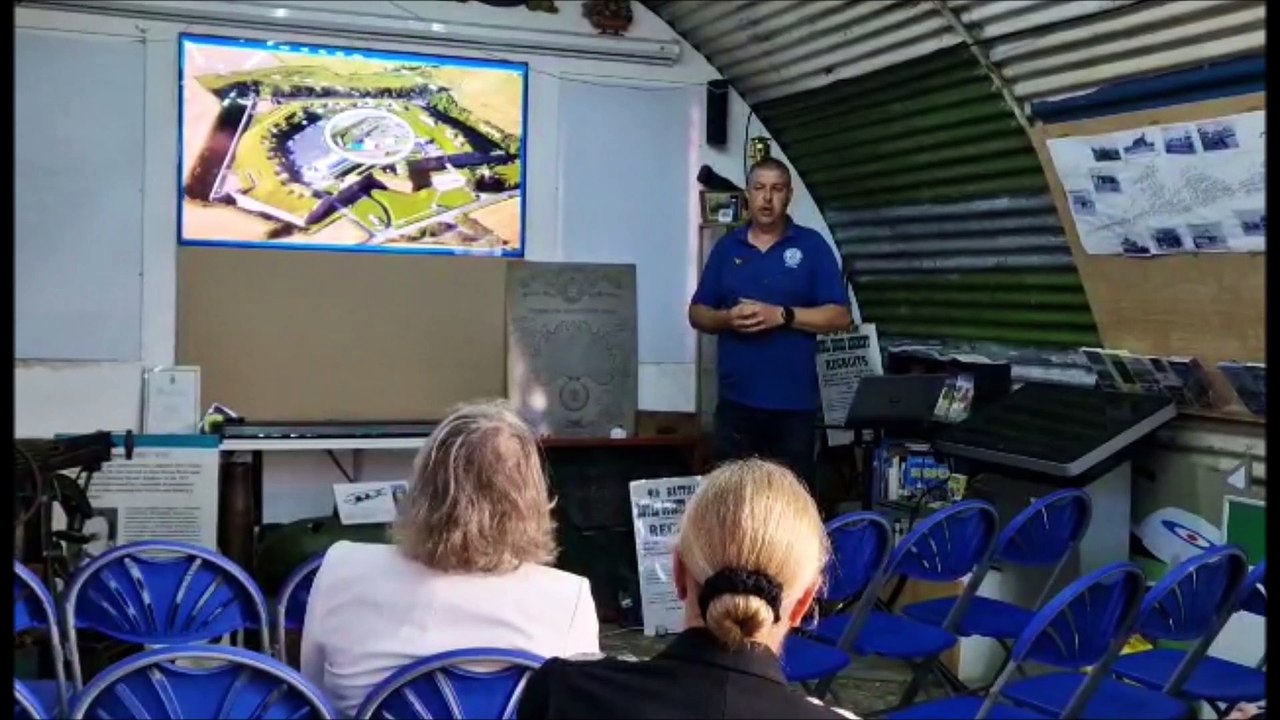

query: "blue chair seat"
(23, 679), (63, 716)
(902, 597), (1037, 639)
(884, 695), (1053, 719)
(1111, 648), (1267, 703)
(814, 611), (957, 660)
(780, 636), (851, 683)
(1001, 672), (1193, 720)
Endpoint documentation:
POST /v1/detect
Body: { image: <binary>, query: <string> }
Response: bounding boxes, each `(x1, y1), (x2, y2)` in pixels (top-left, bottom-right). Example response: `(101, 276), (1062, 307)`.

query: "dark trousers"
(712, 398), (818, 496)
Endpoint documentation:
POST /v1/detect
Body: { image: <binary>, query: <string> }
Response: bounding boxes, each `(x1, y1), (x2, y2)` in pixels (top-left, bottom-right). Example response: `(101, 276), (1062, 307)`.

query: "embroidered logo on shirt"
(733, 257), (743, 265)
(783, 248), (803, 268)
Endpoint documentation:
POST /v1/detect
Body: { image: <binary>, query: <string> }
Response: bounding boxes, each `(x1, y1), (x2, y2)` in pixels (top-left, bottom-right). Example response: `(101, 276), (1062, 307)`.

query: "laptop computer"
(844, 374), (950, 433)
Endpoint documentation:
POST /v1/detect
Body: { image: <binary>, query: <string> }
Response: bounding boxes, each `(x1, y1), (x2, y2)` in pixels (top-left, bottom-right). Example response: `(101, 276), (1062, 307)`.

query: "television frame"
(177, 32), (530, 258)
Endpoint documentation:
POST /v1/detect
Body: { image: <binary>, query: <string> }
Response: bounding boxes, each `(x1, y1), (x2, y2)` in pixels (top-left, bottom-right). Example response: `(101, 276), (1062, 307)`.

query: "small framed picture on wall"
(700, 191), (744, 225)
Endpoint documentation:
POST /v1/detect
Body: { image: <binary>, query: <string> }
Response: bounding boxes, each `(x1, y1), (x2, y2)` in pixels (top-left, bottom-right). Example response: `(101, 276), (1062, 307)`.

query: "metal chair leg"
(892, 661), (931, 709)
(827, 685), (846, 709)
(932, 661), (967, 696)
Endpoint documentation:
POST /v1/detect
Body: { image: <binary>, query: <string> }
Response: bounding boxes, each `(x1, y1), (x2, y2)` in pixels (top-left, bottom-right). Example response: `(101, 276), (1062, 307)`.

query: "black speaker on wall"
(706, 79), (729, 146)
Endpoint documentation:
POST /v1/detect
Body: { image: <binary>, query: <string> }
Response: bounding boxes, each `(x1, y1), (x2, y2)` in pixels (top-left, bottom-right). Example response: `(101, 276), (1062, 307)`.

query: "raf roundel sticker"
(783, 247), (803, 268)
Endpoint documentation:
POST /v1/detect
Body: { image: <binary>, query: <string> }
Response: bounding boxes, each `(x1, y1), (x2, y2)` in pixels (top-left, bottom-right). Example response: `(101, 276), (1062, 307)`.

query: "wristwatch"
(781, 306), (795, 328)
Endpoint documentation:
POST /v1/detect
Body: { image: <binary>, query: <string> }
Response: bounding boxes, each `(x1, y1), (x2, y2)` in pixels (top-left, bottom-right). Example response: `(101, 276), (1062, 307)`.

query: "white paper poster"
(54, 436), (222, 556)
(629, 475), (703, 637)
(332, 480), (409, 525)
(816, 325), (885, 446)
(1046, 111), (1266, 256)
(142, 366), (201, 434)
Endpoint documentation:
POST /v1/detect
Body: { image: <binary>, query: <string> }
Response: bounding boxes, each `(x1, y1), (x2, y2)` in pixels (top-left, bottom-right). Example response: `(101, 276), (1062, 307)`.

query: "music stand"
(844, 374), (949, 509)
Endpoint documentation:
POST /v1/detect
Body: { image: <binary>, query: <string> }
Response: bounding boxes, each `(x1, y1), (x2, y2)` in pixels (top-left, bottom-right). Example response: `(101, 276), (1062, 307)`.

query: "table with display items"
(931, 382), (1176, 683)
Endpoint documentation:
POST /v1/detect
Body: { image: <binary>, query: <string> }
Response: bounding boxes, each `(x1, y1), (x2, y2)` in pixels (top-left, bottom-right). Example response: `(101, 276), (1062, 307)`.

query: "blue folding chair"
(781, 512), (894, 699)
(274, 552), (327, 665)
(1111, 557), (1263, 718)
(61, 540), (271, 689)
(815, 501), (1001, 708)
(1002, 547), (1248, 719)
(15, 562), (70, 716)
(885, 562), (1147, 720)
(902, 489), (1091, 687)
(355, 647), (545, 719)
(69, 644), (338, 719)
(14, 678), (52, 720)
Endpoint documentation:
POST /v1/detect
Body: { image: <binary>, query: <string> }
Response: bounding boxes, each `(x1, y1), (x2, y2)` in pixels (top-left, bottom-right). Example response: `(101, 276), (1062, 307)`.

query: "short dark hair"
(747, 157), (792, 187)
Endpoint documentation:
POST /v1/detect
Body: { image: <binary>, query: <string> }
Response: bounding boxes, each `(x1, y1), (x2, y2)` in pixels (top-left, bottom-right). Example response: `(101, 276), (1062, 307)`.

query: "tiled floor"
(600, 625), (944, 718)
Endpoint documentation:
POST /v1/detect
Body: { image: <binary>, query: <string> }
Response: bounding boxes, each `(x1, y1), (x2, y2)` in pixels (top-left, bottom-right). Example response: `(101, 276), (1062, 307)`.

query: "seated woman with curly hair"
(300, 400), (599, 716)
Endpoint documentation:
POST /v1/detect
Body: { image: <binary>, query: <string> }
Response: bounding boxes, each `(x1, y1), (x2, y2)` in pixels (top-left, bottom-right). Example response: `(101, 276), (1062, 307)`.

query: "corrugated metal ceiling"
(652, 0), (960, 105)
(985, 0), (1267, 106)
(648, 0), (1266, 111)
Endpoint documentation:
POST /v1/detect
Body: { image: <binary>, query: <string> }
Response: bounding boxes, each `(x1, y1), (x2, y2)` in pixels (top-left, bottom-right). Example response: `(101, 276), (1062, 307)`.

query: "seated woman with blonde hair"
(300, 400), (599, 716)
(517, 458), (856, 719)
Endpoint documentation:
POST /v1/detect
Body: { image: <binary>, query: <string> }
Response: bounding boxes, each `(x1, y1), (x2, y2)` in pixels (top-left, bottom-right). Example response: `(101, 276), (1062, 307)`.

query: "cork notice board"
(177, 247), (508, 421)
(1032, 94), (1265, 416)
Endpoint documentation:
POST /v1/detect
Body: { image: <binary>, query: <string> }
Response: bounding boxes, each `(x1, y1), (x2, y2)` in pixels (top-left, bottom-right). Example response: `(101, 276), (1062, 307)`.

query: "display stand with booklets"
(842, 374), (950, 510)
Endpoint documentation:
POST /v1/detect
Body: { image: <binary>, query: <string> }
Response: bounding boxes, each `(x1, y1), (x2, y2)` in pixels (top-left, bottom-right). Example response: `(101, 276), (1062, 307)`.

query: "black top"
(516, 628), (856, 719)
(934, 382), (1175, 467)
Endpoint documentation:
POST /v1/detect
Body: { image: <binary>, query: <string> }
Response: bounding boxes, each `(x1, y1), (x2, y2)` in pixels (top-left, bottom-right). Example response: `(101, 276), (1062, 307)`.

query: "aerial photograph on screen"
(180, 34), (526, 255)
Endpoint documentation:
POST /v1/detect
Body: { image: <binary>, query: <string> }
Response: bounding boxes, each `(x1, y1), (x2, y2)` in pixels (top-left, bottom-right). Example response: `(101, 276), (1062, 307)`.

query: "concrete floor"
(599, 624), (947, 718)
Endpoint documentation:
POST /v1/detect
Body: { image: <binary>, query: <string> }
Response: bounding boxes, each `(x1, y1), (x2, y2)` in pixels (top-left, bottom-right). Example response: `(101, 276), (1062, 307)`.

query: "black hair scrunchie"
(697, 567), (783, 624)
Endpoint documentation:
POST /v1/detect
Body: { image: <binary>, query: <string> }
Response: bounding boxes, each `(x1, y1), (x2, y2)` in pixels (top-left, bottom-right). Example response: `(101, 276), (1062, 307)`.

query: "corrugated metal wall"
(648, 0), (1264, 357)
(755, 45), (1097, 349)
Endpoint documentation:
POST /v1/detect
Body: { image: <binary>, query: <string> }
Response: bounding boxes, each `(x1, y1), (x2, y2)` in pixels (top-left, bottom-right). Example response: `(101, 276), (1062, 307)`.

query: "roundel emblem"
(783, 247), (803, 268)
(1135, 507), (1222, 565)
(1160, 518), (1217, 551)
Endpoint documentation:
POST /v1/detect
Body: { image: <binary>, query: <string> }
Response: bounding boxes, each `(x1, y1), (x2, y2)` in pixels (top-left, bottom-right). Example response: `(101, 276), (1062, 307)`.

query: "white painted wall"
(14, 0), (835, 522)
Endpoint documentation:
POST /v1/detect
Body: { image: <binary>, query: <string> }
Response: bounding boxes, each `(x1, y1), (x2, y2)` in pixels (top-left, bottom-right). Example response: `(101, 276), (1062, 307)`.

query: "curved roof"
(648, 0), (1264, 111)
(649, 0), (1265, 354)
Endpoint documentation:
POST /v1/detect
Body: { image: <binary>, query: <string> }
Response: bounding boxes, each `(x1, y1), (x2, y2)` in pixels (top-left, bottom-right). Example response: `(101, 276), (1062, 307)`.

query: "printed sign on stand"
(816, 324), (885, 446)
(629, 476), (703, 636)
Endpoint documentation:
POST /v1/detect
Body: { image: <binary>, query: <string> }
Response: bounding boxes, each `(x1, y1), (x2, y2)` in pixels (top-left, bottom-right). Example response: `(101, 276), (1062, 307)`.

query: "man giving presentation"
(688, 158), (851, 493)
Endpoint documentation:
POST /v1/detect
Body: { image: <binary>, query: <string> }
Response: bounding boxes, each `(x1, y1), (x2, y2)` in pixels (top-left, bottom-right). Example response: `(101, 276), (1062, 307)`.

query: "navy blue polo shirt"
(691, 220), (849, 412)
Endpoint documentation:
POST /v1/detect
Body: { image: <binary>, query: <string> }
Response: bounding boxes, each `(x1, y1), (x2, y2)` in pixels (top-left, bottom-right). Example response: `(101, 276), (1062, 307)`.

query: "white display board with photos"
(1046, 110), (1265, 256)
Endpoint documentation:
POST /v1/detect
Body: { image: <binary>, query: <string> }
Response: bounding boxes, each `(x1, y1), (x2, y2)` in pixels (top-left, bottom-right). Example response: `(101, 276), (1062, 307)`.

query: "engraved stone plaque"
(506, 262), (638, 438)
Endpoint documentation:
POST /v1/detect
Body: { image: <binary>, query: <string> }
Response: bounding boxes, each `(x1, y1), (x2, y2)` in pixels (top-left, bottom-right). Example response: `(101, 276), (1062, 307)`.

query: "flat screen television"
(178, 34), (528, 257)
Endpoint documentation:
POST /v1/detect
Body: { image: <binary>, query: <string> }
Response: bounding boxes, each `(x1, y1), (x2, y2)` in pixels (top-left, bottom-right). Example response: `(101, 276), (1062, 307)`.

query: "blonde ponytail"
(677, 459), (828, 649)
(705, 594), (774, 649)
